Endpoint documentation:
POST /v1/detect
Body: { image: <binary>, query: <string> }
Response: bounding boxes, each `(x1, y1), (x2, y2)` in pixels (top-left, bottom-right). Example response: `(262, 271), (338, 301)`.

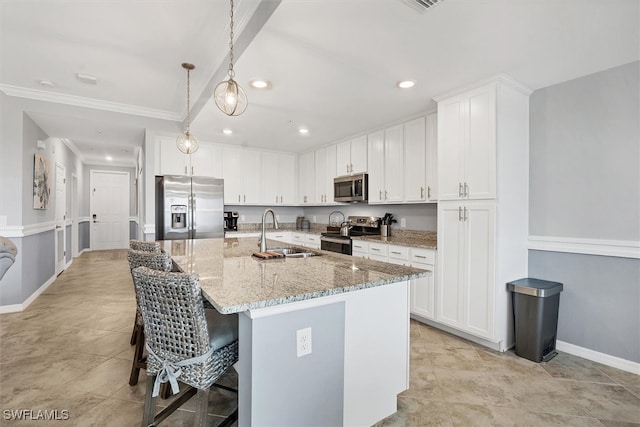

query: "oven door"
(320, 236), (352, 255)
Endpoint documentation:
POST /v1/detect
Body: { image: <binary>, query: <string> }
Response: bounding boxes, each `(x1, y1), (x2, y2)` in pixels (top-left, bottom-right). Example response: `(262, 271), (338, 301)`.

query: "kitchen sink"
(268, 247), (320, 258)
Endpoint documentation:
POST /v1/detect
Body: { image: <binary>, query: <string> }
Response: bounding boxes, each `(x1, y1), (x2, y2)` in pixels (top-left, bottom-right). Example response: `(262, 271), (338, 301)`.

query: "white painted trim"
(144, 223), (155, 235)
(79, 217), (91, 223)
(64, 219), (72, 227)
(556, 340), (640, 375)
(411, 315), (507, 352)
(0, 273), (57, 314)
(65, 258), (73, 270)
(433, 74), (533, 102)
(129, 216), (139, 223)
(528, 235), (640, 259)
(0, 84), (181, 121)
(0, 221), (57, 238)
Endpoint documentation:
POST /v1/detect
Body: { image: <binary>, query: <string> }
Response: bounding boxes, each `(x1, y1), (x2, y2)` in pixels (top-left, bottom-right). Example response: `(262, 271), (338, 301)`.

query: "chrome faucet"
(260, 208), (279, 252)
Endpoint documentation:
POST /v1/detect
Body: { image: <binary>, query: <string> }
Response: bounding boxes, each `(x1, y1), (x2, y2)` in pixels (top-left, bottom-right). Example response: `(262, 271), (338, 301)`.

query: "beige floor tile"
(542, 352), (617, 383)
(373, 395), (453, 427)
(561, 380), (640, 423)
(64, 357), (134, 397)
(65, 397), (142, 427)
(77, 330), (133, 357)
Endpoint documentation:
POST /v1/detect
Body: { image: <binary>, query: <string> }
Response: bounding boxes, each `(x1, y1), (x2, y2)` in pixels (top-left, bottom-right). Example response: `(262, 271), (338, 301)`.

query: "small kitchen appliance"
(321, 215), (381, 255)
(333, 173), (368, 203)
(223, 211), (239, 231)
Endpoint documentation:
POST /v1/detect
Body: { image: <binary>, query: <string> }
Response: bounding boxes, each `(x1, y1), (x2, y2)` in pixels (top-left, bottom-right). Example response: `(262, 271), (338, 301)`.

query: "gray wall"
(530, 61), (639, 241)
(79, 221), (91, 251)
(529, 61), (640, 362)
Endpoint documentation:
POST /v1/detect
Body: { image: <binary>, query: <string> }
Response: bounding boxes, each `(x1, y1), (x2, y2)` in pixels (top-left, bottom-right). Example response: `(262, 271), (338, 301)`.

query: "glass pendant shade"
(176, 131), (199, 154)
(214, 78), (247, 116)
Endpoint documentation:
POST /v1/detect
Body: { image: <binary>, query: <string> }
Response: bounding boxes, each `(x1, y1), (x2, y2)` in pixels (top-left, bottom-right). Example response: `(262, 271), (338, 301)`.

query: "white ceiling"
(1, 0), (638, 167)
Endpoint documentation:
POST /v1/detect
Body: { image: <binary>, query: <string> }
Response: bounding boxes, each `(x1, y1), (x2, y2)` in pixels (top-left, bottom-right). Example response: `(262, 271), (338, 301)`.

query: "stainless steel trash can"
(507, 278), (563, 362)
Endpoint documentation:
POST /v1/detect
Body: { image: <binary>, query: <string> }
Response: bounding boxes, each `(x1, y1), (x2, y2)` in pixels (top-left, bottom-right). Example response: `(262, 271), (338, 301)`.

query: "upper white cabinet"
(314, 145), (336, 204)
(435, 76), (531, 350)
(223, 146), (262, 205)
(425, 113), (438, 201)
(404, 113), (437, 203)
(438, 83), (496, 200)
(262, 152), (297, 205)
(158, 138), (223, 178)
(368, 126), (403, 204)
(298, 151), (315, 204)
(336, 135), (367, 176)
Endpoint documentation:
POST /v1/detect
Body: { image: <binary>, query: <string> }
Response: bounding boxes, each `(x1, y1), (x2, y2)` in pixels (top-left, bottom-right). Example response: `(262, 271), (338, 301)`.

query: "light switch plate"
(400, 218), (406, 228)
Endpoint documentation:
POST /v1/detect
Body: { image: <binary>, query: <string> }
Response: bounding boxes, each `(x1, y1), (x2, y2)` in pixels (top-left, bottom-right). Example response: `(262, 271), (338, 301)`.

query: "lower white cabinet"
(351, 240), (368, 258)
(436, 201), (495, 339)
(291, 232), (321, 249)
(410, 248), (436, 320)
(267, 231), (292, 244)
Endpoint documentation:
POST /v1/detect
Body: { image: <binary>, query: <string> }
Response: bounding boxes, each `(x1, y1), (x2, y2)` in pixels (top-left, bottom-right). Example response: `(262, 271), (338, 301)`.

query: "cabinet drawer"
(387, 245), (409, 261)
(367, 242), (387, 257)
(292, 233), (305, 243)
(351, 240), (369, 253)
(410, 248), (436, 265)
(305, 234), (320, 243)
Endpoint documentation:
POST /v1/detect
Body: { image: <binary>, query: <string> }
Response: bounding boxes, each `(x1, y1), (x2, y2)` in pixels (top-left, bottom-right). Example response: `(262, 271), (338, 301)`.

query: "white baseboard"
(0, 273), (57, 314)
(556, 340), (640, 375)
(410, 314), (508, 352)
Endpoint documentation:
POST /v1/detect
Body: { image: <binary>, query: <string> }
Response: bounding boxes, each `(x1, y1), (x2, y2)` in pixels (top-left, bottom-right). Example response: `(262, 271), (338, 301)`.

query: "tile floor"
(1, 249), (638, 426)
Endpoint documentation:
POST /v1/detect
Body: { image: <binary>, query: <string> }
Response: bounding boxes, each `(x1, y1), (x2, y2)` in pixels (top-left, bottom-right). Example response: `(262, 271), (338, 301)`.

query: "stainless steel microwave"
(334, 173), (368, 203)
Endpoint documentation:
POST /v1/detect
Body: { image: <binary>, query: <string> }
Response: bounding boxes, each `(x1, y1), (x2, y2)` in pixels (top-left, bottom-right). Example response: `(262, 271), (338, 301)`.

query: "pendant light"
(214, 0), (247, 116)
(176, 63), (200, 154)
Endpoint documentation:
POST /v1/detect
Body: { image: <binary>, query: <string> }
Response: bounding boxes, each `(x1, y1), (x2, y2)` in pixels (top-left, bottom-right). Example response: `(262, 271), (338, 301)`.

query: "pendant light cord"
(228, 0), (235, 79)
(186, 67), (191, 133)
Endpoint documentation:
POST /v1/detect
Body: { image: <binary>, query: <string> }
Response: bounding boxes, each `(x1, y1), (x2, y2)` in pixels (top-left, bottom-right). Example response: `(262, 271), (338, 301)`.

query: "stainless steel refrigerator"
(155, 175), (224, 240)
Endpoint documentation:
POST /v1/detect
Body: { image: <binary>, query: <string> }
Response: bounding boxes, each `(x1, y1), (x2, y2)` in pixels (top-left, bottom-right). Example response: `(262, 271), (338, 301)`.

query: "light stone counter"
(351, 234), (437, 249)
(160, 237), (428, 314)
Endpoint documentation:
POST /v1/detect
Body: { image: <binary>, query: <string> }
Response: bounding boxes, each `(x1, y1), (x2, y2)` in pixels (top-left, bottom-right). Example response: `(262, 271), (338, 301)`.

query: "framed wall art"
(33, 152), (51, 209)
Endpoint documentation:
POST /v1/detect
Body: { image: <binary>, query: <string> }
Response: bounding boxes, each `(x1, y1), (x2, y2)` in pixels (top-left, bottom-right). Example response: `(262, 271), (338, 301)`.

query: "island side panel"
(343, 279), (410, 426)
(238, 302), (346, 427)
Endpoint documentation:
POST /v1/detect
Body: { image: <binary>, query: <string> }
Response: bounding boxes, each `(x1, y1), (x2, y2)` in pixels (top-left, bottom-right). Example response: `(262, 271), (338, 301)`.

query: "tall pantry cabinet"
(435, 76), (531, 351)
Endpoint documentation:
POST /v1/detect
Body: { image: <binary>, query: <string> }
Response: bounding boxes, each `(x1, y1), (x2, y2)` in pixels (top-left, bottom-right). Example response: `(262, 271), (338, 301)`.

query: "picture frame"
(33, 151), (51, 209)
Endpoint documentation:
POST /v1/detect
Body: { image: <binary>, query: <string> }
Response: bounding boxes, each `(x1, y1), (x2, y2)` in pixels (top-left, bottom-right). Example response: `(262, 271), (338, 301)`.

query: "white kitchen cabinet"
(436, 201), (495, 338)
(336, 135), (367, 175)
(434, 76), (529, 351)
(437, 83), (496, 200)
(387, 245), (410, 266)
(410, 248), (436, 320)
(367, 241), (388, 262)
(267, 231), (292, 244)
(314, 145), (336, 204)
(351, 240), (368, 258)
(425, 113), (438, 201)
(158, 138), (223, 178)
(403, 114), (438, 203)
(298, 151), (315, 204)
(368, 126), (403, 204)
(262, 152), (297, 205)
(223, 146), (262, 204)
(305, 233), (321, 249)
(291, 232), (305, 246)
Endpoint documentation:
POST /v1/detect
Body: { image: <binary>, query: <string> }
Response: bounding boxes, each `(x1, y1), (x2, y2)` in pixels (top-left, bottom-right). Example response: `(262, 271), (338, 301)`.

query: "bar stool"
(132, 266), (239, 427)
(128, 240), (161, 346)
(127, 249), (173, 387)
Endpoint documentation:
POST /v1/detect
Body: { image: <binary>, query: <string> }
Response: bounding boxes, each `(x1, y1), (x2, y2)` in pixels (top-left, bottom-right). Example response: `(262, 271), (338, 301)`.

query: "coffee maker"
(223, 211), (239, 231)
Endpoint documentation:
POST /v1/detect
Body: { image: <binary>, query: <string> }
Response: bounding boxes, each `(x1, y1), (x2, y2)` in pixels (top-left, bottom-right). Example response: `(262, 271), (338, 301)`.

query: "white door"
(90, 171), (130, 250)
(55, 163), (66, 275)
(436, 203), (465, 329)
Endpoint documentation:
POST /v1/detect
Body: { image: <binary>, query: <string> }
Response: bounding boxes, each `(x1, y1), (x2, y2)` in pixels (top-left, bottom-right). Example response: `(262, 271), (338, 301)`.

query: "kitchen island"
(160, 237), (429, 427)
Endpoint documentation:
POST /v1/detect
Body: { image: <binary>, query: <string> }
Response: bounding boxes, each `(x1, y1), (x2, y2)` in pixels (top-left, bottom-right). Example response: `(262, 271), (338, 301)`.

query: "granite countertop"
(351, 234), (437, 250)
(160, 237), (429, 314)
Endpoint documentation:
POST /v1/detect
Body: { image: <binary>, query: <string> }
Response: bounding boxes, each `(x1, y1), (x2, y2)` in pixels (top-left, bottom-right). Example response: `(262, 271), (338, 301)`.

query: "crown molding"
(528, 235), (640, 259)
(0, 84), (182, 121)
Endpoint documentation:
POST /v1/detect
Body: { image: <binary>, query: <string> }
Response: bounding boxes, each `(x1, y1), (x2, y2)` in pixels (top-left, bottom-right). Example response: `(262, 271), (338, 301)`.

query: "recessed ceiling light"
(397, 80), (416, 89)
(222, 129), (233, 135)
(298, 128), (309, 135)
(106, 156), (113, 161)
(249, 79), (271, 89)
(39, 80), (55, 88)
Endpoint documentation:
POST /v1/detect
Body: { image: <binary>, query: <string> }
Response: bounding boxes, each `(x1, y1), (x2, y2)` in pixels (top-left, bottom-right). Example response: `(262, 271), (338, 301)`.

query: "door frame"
(54, 162), (66, 275)
(90, 170), (130, 250)
(71, 173), (79, 257)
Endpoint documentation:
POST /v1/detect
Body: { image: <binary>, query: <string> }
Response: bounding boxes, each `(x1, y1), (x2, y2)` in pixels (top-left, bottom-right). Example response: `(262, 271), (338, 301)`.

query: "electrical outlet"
(296, 327), (312, 357)
(400, 218), (406, 228)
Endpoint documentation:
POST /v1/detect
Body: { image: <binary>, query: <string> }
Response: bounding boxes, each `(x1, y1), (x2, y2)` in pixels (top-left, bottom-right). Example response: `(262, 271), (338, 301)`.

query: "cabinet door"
(278, 153), (297, 204)
(465, 86), (496, 200)
(325, 144), (337, 203)
(190, 143), (223, 178)
(222, 146), (243, 204)
(160, 137), (188, 175)
(350, 135), (368, 173)
(314, 147), (327, 204)
(298, 151), (315, 204)
(367, 130), (385, 204)
(403, 116), (426, 202)
(262, 152), (280, 204)
(384, 124), (404, 203)
(436, 203), (465, 329)
(242, 149), (262, 204)
(463, 203), (495, 339)
(410, 261), (435, 320)
(336, 141), (351, 176)
(425, 112), (438, 201)
(437, 97), (465, 200)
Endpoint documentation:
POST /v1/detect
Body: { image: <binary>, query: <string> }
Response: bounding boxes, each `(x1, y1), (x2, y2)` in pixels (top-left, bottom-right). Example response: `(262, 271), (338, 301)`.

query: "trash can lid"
(507, 278), (563, 297)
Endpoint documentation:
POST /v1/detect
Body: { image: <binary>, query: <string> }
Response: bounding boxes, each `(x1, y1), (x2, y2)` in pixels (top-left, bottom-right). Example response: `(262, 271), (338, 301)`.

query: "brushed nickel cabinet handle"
(459, 183), (463, 198)
(464, 207), (468, 221)
(385, 190), (388, 200)
(458, 206), (463, 221)
(421, 187), (424, 199)
(185, 165), (188, 174)
(427, 186), (431, 199)
(464, 182), (469, 198)
(238, 194), (241, 203)
(379, 190), (382, 200)
(244, 195), (246, 203)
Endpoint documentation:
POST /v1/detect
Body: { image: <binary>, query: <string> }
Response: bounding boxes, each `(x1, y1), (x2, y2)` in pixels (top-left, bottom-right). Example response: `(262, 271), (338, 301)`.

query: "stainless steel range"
(320, 216), (381, 255)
